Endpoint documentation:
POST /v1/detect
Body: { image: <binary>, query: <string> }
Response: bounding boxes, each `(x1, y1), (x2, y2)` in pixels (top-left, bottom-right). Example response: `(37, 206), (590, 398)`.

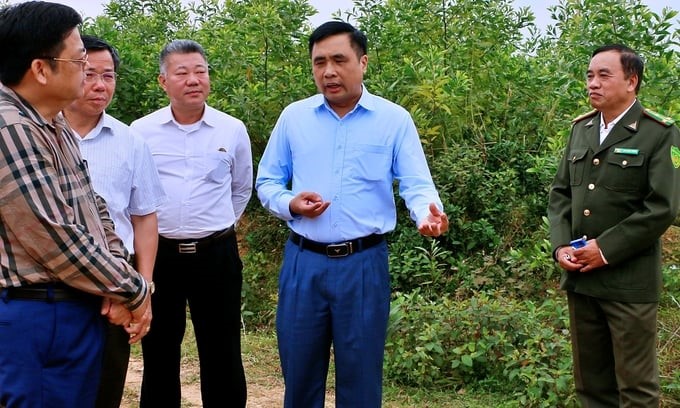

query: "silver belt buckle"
(178, 242), (197, 254)
(326, 242), (351, 257)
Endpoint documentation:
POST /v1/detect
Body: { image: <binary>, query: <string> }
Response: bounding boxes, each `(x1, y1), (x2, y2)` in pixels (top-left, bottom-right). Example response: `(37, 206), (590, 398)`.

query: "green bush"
(384, 291), (576, 407)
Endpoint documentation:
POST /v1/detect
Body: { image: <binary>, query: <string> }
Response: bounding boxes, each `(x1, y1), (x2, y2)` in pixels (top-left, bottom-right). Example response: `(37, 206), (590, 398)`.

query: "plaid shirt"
(0, 85), (148, 310)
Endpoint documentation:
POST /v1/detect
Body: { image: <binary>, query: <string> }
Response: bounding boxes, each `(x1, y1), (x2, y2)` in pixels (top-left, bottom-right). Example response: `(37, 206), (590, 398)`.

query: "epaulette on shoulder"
(571, 109), (598, 124)
(643, 108), (675, 127)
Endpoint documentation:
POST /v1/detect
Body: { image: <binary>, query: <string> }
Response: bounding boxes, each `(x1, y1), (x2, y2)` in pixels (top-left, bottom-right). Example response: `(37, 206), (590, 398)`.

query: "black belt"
(159, 226), (235, 254)
(0, 283), (95, 302)
(289, 232), (385, 258)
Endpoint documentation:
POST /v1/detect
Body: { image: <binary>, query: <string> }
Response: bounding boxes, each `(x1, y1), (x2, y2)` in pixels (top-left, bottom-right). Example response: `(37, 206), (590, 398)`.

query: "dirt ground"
(121, 349), (336, 408)
(122, 356), (292, 407)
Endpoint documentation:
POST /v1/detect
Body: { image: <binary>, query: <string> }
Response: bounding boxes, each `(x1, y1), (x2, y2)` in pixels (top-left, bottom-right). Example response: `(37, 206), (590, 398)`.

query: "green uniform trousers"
(567, 291), (659, 407)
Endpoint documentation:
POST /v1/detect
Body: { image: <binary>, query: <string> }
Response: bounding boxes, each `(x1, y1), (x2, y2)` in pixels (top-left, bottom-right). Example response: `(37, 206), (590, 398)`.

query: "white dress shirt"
(77, 112), (166, 253)
(130, 104), (253, 239)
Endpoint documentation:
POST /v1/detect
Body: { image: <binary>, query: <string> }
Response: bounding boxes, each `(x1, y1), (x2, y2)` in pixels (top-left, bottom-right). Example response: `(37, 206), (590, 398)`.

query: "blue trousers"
(0, 296), (105, 408)
(277, 239), (390, 408)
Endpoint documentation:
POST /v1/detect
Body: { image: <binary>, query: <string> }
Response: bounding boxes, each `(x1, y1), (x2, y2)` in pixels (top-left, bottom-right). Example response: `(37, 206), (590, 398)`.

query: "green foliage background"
(76, 0), (680, 405)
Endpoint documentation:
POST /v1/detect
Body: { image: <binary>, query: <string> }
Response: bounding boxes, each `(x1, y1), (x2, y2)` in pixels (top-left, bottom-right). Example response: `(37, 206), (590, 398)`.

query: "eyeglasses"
(40, 54), (89, 69)
(84, 71), (116, 84)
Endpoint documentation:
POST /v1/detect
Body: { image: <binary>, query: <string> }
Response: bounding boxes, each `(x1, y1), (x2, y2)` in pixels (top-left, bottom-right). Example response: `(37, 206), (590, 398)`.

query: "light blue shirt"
(256, 87), (442, 243)
(130, 104), (253, 239)
(76, 113), (166, 253)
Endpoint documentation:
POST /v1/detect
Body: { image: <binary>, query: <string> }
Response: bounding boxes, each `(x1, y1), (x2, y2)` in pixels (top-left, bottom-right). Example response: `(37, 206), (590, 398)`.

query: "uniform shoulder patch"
(571, 109), (598, 124)
(671, 145), (680, 169)
(643, 108), (675, 127)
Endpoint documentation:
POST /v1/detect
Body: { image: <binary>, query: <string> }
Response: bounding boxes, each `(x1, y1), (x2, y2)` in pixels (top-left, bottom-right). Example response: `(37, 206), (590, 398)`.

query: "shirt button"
(622, 160), (628, 166)
(588, 183), (595, 190)
(583, 209), (591, 216)
(593, 158), (600, 166)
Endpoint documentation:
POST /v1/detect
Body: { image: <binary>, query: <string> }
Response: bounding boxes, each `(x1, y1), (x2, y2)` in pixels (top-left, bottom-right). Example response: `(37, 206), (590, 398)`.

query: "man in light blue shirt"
(63, 35), (165, 408)
(256, 21), (449, 408)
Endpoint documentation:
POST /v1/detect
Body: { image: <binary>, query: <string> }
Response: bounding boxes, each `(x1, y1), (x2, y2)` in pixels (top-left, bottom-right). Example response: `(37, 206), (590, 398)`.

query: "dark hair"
(308, 21), (367, 59)
(159, 39), (207, 74)
(82, 34), (120, 72)
(0, 1), (82, 85)
(592, 44), (644, 94)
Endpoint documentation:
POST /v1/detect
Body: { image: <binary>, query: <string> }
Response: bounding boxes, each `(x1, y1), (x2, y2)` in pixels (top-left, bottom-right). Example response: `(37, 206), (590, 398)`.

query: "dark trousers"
(0, 296), (105, 408)
(140, 233), (246, 408)
(567, 291), (659, 408)
(95, 322), (131, 408)
(277, 239), (390, 408)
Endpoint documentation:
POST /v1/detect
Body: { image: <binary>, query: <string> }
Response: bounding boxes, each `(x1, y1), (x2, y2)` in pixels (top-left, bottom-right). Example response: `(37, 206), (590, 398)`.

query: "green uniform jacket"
(548, 101), (680, 302)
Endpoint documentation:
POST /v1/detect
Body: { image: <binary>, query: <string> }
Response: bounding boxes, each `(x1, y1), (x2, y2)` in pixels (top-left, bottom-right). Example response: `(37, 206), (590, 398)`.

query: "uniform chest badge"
(613, 147), (639, 155)
(671, 145), (680, 169)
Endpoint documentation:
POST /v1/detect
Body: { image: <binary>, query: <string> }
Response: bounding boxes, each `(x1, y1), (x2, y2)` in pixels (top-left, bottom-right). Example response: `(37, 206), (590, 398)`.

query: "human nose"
(323, 62), (337, 77)
(91, 77), (107, 90)
(186, 72), (201, 84)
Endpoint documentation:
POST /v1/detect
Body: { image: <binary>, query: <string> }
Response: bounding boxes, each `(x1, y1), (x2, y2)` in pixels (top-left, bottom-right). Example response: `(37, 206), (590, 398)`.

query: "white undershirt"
(599, 99), (636, 144)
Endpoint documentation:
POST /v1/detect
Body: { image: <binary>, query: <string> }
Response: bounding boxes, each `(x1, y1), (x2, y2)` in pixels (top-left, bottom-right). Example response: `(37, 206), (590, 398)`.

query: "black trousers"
(95, 256), (136, 408)
(140, 232), (246, 408)
(94, 322), (130, 408)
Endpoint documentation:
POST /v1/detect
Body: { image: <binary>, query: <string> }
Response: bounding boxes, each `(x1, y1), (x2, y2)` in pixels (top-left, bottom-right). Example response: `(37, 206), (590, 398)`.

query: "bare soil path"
(120, 331), (336, 408)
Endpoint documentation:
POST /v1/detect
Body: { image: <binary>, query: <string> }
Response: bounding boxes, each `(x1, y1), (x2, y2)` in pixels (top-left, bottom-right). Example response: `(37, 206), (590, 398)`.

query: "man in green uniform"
(548, 44), (680, 407)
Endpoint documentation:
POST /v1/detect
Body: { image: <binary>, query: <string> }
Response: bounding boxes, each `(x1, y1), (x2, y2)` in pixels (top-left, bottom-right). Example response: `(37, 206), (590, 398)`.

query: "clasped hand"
(101, 295), (152, 344)
(557, 239), (606, 273)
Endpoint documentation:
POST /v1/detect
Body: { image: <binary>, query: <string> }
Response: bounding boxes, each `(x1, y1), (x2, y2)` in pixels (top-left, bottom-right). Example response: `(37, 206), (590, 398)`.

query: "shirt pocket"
(204, 151), (232, 184)
(347, 144), (392, 182)
(603, 153), (645, 193)
(568, 148), (588, 186)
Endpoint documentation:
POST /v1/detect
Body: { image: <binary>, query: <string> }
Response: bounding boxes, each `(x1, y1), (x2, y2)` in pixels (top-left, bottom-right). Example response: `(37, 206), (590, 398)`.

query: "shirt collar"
(162, 103), (216, 129)
(307, 84), (377, 116)
(88, 112), (110, 138)
(0, 84), (54, 128)
(71, 112), (114, 140)
(599, 99), (637, 131)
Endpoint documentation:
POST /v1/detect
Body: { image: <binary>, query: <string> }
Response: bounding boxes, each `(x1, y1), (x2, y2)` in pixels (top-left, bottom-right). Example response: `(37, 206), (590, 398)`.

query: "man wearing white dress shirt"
(63, 35), (166, 408)
(130, 39), (252, 408)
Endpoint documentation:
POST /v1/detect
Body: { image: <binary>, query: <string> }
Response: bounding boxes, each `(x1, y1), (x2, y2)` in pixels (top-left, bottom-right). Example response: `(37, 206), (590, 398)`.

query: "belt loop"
(357, 237), (364, 252)
(299, 236), (305, 252)
(1, 288), (7, 303)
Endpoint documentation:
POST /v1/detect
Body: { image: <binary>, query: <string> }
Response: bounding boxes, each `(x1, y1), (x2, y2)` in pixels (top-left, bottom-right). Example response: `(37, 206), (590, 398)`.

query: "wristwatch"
(148, 281), (156, 295)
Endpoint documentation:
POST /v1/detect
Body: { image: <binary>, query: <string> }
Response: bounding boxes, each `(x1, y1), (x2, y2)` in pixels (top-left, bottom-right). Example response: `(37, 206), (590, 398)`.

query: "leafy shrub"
(384, 291), (576, 407)
(239, 205), (288, 329)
